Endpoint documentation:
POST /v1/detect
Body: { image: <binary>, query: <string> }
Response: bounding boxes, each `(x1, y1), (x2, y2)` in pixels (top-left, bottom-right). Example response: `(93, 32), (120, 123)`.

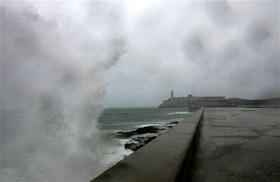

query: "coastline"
(113, 120), (180, 151)
(91, 108), (203, 182)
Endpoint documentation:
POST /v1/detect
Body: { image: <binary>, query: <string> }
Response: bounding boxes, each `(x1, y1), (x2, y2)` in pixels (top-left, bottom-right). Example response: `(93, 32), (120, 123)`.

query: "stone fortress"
(159, 90), (280, 109)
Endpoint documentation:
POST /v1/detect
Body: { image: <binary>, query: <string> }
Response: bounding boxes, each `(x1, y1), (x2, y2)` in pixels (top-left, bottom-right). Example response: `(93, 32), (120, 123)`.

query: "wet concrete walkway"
(190, 107), (280, 182)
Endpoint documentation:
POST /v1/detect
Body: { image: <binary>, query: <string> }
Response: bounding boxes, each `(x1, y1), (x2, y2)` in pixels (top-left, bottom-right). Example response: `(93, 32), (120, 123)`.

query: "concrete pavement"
(189, 107), (280, 182)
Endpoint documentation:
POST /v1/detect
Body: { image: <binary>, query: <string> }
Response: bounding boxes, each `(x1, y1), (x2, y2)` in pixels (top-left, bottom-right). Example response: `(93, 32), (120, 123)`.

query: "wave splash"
(166, 111), (191, 115)
(0, 2), (125, 182)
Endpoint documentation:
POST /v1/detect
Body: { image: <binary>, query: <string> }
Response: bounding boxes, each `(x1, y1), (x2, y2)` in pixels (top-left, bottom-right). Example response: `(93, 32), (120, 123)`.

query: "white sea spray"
(0, 2), (126, 181)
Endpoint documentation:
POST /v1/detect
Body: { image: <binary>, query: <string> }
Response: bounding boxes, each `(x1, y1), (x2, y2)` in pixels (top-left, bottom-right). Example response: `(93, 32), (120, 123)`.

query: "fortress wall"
(159, 97), (233, 108)
(159, 97), (280, 108)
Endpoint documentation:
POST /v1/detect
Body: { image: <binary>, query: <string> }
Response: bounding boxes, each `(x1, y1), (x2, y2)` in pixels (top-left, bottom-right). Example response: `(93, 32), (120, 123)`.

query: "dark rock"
(115, 126), (163, 138)
(116, 122), (180, 151)
(125, 142), (142, 151)
(124, 136), (157, 151)
(168, 121), (178, 125)
(135, 126), (163, 133)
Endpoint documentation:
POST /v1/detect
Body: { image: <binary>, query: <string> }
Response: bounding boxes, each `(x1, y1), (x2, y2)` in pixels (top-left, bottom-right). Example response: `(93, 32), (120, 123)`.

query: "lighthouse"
(171, 90), (174, 99)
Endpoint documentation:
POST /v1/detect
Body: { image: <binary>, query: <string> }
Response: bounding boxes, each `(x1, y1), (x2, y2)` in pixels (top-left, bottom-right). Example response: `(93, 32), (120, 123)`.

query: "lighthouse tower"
(171, 90), (174, 99)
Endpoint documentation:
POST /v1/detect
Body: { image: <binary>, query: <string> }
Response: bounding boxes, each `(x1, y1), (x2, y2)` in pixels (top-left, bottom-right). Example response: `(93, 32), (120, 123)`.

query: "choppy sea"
(98, 107), (191, 132)
(96, 107), (192, 165)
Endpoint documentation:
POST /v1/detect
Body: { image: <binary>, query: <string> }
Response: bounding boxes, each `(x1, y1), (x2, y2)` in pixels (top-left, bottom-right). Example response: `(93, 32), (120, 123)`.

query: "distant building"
(160, 91), (280, 109)
(160, 91), (228, 108)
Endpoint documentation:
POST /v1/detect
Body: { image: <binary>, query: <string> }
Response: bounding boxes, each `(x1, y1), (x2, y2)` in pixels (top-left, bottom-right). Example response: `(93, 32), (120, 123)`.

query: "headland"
(159, 90), (280, 110)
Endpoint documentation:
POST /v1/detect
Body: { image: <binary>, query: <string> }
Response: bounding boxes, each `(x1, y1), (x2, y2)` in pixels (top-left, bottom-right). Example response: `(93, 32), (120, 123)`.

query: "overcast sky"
(1, 0), (279, 108)
(102, 0), (279, 107)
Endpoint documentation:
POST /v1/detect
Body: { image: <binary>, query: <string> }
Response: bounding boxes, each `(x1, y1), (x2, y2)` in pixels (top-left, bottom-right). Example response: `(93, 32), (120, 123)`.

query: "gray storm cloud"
(205, 0), (235, 27)
(104, 0), (279, 107)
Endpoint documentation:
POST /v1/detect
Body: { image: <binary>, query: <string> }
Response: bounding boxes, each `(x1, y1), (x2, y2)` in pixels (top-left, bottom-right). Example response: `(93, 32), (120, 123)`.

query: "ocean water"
(93, 107), (192, 177)
(97, 107), (192, 132)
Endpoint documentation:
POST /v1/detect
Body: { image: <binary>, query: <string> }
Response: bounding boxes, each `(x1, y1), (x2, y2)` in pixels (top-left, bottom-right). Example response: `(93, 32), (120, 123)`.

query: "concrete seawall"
(91, 108), (204, 182)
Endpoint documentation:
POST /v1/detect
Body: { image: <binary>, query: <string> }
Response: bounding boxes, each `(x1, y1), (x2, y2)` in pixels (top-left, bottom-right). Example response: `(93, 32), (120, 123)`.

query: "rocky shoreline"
(114, 121), (179, 151)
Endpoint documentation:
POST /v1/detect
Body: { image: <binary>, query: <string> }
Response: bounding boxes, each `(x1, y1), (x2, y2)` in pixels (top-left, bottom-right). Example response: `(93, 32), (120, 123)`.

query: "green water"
(97, 107), (191, 131)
